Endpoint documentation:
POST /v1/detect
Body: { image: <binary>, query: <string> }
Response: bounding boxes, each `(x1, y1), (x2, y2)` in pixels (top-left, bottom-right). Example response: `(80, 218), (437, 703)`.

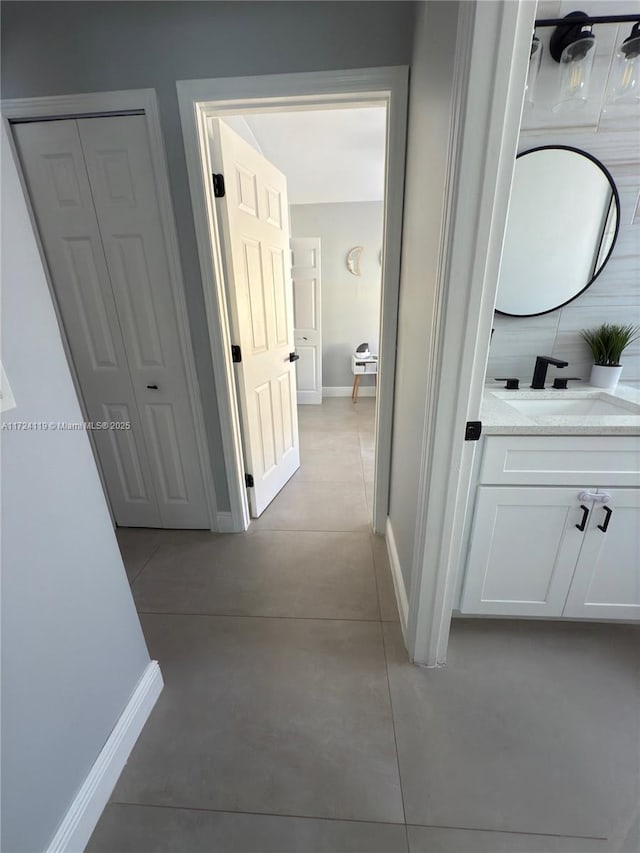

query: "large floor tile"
(299, 428), (362, 454)
(132, 530), (379, 620)
(384, 620), (640, 839)
(88, 805), (408, 853)
(252, 479), (369, 532)
(113, 614), (404, 823)
(116, 527), (166, 582)
(407, 825), (606, 853)
(296, 448), (365, 484)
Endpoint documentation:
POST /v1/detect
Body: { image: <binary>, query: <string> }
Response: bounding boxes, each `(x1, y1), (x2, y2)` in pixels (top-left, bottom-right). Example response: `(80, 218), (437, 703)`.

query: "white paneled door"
(208, 118), (300, 517)
(14, 116), (209, 528)
(291, 237), (322, 405)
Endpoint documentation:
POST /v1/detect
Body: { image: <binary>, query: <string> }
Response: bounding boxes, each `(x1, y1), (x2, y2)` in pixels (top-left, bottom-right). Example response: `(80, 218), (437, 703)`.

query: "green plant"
(581, 323), (640, 367)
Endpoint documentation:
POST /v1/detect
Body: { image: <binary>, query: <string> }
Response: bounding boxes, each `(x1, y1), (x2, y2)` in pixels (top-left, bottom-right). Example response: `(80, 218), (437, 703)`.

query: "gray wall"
(1, 0), (416, 512)
(1, 127), (151, 853)
(388, 1), (461, 591)
(489, 124), (640, 387)
(290, 202), (383, 388)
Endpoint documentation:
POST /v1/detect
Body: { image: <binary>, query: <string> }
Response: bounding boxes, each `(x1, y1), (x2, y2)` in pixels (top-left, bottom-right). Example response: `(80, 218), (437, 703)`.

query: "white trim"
(297, 391), (322, 405)
(1, 89), (219, 531)
(45, 661), (163, 853)
(407, 2), (536, 665)
(177, 67), (408, 535)
(385, 518), (408, 640)
(216, 511), (234, 533)
(322, 385), (376, 398)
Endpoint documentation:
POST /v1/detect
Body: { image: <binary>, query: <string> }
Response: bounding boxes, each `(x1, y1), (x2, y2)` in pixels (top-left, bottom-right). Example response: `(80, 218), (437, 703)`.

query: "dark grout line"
(137, 610), (384, 624)
(124, 539), (165, 587)
(107, 800), (407, 828)
(404, 823), (608, 842)
(380, 622), (409, 833)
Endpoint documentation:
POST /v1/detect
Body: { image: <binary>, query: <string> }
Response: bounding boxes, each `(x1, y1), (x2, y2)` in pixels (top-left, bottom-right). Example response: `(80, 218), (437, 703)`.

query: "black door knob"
(288, 352), (300, 362)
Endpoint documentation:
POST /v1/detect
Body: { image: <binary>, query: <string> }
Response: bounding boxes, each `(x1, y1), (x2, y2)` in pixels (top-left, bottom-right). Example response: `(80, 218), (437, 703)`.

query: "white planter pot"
(590, 364), (623, 390)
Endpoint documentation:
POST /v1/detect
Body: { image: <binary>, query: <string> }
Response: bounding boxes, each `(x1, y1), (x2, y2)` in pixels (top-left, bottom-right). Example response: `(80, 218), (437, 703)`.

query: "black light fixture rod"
(535, 14), (640, 27)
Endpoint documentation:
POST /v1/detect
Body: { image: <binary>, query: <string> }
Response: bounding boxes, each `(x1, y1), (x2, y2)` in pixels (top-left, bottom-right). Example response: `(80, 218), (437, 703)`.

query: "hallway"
(89, 399), (640, 853)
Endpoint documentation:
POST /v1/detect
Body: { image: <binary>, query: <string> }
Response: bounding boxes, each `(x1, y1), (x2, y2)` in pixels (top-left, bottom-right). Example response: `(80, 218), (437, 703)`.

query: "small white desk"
(351, 354), (378, 402)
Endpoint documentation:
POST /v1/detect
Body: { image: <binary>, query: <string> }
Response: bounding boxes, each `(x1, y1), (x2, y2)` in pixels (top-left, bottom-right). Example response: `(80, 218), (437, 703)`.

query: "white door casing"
(208, 118), (300, 517)
(291, 237), (322, 405)
(14, 116), (210, 528)
(564, 489), (640, 620)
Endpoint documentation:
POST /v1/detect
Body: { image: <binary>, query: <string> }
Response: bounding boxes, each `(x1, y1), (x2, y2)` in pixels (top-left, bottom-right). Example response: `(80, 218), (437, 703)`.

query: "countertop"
(481, 383), (640, 436)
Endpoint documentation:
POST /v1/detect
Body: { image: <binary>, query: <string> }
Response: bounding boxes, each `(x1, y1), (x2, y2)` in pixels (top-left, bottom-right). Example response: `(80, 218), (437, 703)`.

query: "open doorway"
(213, 106), (386, 527)
(177, 68), (407, 534)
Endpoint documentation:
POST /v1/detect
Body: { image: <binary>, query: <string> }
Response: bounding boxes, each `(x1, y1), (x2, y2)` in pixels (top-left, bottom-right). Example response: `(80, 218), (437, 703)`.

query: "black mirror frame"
(495, 144), (621, 318)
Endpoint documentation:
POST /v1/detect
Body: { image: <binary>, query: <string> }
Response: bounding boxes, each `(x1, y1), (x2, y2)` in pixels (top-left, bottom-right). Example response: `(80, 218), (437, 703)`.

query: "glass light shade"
(606, 24), (640, 104)
(525, 35), (542, 106)
(553, 32), (596, 111)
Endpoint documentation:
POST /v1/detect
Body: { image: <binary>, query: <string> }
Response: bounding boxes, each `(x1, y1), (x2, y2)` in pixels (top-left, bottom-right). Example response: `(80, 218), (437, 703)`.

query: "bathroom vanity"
(457, 384), (640, 622)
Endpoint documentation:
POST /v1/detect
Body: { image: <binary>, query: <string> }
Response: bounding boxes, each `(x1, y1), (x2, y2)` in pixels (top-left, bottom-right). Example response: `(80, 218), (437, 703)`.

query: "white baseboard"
(385, 518), (409, 641)
(46, 661), (163, 853)
(216, 511), (234, 533)
(297, 391), (322, 405)
(322, 386), (376, 398)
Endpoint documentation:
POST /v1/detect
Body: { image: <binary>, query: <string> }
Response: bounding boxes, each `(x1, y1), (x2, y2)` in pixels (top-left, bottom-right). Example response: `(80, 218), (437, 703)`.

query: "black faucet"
(531, 356), (568, 389)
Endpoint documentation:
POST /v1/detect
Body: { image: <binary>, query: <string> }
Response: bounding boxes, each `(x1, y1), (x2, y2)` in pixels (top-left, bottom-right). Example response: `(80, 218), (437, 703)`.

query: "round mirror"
(495, 146), (620, 317)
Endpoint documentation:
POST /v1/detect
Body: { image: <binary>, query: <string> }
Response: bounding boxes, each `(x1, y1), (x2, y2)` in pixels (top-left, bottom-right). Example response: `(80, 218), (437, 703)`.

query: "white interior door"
(77, 116), (209, 528)
(208, 118), (299, 517)
(14, 116), (209, 529)
(291, 237), (322, 404)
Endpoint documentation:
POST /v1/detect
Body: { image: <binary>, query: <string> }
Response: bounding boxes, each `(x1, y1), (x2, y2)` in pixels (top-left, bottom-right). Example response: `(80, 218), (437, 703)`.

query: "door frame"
(1, 88), (219, 530)
(177, 66), (408, 532)
(406, 1), (536, 664)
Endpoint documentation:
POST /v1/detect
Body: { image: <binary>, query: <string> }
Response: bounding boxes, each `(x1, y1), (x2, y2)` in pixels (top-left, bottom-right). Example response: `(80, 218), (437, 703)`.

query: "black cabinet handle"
(288, 352), (300, 362)
(146, 384), (159, 390)
(597, 505), (612, 533)
(575, 505), (589, 531)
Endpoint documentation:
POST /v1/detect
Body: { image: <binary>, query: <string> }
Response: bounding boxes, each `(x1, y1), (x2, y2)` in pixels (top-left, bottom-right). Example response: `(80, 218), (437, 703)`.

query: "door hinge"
(464, 421), (482, 441)
(212, 173), (226, 198)
(231, 345), (242, 363)
(245, 473), (254, 488)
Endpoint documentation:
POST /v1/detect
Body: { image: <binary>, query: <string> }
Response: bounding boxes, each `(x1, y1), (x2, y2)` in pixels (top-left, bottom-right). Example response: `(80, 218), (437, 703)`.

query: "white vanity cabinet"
(563, 489), (640, 621)
(460, 435), (640, 622)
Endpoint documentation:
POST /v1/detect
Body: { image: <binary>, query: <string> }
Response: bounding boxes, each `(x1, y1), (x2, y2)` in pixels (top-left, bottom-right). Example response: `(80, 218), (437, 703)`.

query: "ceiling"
(223, 107), (387, 205)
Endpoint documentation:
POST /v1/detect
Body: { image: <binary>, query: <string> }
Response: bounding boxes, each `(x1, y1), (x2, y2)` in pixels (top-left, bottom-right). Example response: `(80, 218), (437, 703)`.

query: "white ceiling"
(223, 107), (387, 205)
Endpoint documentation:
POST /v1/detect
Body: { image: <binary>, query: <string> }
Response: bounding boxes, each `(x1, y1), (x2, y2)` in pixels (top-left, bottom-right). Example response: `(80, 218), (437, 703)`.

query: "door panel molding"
(2, 89), (218, 530)
(177, 67), (409, 533)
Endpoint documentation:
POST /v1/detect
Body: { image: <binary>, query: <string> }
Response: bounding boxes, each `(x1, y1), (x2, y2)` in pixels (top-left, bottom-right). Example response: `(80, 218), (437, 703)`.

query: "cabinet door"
(460, 487), (587, 617)
(564, 489), (640, 621)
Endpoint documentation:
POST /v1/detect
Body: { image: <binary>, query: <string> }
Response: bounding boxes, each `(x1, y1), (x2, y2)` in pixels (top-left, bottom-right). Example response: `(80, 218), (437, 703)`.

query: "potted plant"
(581, 323), (640, 390)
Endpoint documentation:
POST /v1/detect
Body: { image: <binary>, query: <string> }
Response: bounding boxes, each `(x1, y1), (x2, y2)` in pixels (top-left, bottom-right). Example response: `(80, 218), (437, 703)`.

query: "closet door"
(77, 116), (209, 528)
(13, 119), (162, 528)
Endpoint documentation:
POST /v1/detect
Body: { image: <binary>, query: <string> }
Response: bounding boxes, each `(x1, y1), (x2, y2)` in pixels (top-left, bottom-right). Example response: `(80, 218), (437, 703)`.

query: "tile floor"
(89, 399), (640, 853)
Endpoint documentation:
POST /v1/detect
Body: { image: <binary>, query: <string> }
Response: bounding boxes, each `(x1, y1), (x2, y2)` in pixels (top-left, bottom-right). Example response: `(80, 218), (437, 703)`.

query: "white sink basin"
(503, 397), (635, 417)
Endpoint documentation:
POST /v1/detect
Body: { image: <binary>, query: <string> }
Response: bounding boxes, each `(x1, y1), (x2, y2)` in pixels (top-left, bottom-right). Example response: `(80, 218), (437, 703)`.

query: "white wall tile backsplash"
(488, 21), (640, 388)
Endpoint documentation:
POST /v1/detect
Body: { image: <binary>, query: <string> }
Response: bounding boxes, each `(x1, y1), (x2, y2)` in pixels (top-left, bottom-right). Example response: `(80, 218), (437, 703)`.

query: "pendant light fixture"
(606, 22), (640, 104)
(550, 11), (596, 110)
(525, 32), (542, 106)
